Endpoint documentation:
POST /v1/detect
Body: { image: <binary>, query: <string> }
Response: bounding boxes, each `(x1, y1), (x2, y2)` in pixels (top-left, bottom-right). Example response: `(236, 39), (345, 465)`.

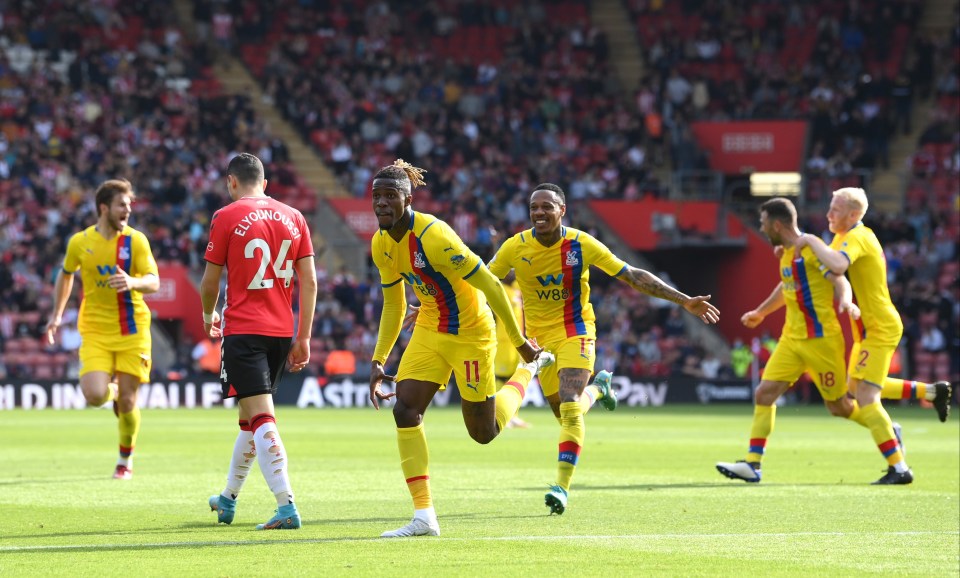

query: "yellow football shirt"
(371, 211), (493, 336)
(63, 225), (158, 337)
(779, 245), (841, 339)
(488, 227), (627, 343)
(829, 222), (903, 341)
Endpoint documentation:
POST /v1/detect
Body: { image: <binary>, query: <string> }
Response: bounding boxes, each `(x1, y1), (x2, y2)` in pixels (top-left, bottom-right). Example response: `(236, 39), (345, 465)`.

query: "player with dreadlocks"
(369, 160), (554, 538)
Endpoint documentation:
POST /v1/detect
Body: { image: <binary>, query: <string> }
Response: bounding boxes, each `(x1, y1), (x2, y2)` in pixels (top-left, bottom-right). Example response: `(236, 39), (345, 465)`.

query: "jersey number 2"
(245, 238), (293, 290)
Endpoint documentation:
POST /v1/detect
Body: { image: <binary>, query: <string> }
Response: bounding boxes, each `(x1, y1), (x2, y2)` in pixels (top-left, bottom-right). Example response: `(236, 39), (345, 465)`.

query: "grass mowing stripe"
(2, 531), (955, 553)
(1, 405), (955, 576)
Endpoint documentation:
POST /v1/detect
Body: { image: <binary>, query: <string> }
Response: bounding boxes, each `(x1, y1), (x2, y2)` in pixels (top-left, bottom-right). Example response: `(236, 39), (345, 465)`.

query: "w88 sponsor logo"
(535, 273), (568, 300)
(536, 287), (570, 301)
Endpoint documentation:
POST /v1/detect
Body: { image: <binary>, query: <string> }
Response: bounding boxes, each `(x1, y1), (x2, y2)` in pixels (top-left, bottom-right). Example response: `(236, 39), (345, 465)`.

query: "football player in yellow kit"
(45, 179), (159, 480)
(489, 183), (719, 513)
(368, 161), (553, 537)
(796, 187), (952, 483)
(717, 197), (908, 484)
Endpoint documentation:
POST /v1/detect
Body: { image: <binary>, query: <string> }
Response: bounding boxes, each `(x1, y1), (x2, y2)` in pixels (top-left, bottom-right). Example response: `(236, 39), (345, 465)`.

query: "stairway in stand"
(171, 0), (366, 275)
(863, 0), (955, 214)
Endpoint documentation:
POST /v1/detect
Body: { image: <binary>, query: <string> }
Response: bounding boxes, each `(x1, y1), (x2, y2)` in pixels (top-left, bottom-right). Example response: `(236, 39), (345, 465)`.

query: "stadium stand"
(0, 0), (956, 388)
(0, 0), (316, 377)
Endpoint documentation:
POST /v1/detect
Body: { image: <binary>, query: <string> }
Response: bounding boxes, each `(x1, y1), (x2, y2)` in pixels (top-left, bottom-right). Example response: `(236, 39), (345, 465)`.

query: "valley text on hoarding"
(0, 376), (756, 410)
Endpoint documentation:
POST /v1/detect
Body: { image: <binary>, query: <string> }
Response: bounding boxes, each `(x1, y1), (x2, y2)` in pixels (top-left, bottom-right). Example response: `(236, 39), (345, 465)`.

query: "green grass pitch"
(1, 404), (958, 577)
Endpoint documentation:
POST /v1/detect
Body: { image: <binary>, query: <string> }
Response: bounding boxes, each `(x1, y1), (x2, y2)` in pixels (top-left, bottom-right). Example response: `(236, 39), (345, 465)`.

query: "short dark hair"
(227, 152), (265, 185)
(94, 179), (134, 217)
(532, 183), (565, 204)
(760, 197), (797, 226)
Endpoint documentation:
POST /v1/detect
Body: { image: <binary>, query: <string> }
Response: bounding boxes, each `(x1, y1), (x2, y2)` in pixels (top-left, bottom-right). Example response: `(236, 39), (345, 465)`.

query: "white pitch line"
(1, 531), (957, 553)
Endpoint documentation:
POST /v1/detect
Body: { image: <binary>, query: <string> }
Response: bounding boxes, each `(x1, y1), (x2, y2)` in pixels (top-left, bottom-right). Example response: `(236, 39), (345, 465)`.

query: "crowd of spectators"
(215, 0), (745, 381)
(631, 0), (958, 384)
(895, 2), (960, 384)
(225, 0), (957, 384)
(628, 0), (928, 180)
(0, 0), (312, 378)
(232, 0), (658, 221)
(1, 0), (956, 389)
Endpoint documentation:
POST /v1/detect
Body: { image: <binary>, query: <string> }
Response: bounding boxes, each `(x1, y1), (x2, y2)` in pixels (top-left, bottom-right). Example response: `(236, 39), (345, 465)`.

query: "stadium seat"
(4, 339), (24, 354)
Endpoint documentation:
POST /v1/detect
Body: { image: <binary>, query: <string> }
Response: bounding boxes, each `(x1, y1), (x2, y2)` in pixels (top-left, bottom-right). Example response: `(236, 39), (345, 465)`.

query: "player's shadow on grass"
(2, 536), (384, 555)
(13, 514), (494, 542)
(11, 524), (223, 541)
(276, 513), (516, 526)
(518, 483), (734, 492)
(546, 482), (843, 491)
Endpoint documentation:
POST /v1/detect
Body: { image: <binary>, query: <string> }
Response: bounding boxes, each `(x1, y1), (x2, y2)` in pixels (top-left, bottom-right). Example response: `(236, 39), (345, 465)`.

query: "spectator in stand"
(700, 350), (724, 379)
(3, 0), (957, 395)
(730, 338), (753, 379)
(191, 335), (221, 377)
(59, 319), (82, 355)
(920, 315), (948, 356)
(324, 343), (357, 378)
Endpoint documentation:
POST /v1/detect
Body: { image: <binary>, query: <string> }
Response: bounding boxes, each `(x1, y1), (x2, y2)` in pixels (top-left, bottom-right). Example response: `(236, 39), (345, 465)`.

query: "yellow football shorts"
(397, 326), (496, 403)
(848, 337), (899, 388)
(79, 333), (152, 383)
(535, 335), (596, 398)
(762, 334), (848, 400)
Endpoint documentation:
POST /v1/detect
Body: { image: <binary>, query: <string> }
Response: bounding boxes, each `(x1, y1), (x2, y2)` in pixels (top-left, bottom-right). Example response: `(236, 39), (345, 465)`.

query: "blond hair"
(832, 187), (868, 219)
(372, 159), (427, 197)
(390, 159), (427, 186)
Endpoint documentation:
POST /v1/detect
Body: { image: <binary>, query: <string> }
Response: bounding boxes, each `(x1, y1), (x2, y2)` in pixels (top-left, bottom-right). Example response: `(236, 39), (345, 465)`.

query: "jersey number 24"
(245, 238), (293, 290)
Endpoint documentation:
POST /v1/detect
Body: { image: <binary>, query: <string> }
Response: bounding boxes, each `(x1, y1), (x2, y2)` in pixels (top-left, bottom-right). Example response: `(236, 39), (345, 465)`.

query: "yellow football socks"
(117, 406), (140, 467)
(882, 378), (930, 401)
(846, 399), (869, 427)
(397, 424), (431, 509)
(581, 384), (601, 412)
(858, 402), (905, 467)
(494, 366), (532, 431)
(746, 405), (775, 464)
(556, 401), (584, 492)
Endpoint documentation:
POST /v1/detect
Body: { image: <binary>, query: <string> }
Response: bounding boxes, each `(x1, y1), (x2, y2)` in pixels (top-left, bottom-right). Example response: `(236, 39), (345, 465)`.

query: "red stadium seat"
(33, 362), (54, 380)
(933, 354), (951, 381)
(4, 340), (24, 354)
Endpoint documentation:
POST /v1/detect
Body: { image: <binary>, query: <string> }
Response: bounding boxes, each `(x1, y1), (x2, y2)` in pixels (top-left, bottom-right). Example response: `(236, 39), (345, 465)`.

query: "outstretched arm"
(741, 283), (785, 328)
(617, 266), (720, 324)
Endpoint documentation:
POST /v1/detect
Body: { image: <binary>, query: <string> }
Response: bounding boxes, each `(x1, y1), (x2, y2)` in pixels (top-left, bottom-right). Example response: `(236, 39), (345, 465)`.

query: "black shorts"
(220, 334), (292, 400)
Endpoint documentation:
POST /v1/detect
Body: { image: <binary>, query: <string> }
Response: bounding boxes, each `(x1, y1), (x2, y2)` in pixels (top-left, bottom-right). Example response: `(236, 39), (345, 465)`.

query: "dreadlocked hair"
(375, 159), (427, 189)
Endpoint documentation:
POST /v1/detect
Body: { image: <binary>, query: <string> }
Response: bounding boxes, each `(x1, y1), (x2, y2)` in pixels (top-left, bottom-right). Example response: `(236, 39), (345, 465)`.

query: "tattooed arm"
(617, 266), (720, 324)
(618, 266), (690, 304)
